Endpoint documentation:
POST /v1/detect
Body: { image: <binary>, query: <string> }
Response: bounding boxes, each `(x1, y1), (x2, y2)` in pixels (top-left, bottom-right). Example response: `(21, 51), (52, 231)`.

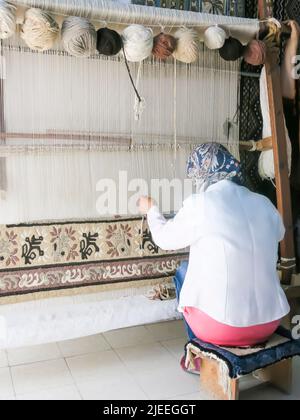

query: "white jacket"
(147, 180), (290, 327)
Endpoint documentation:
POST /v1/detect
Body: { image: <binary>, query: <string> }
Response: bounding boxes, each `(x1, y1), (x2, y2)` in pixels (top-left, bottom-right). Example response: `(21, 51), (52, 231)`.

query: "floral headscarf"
(186, 143), (243, 191)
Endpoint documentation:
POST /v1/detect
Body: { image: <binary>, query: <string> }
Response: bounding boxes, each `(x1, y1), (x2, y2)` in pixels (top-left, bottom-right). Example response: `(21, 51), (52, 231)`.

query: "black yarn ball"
(96, 28), (122, 56)
(219, 37), (245, 61)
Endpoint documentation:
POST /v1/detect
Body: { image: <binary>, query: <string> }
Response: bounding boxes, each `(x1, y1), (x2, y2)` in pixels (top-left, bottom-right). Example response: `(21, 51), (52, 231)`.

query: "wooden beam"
(265, 51), (296, 285)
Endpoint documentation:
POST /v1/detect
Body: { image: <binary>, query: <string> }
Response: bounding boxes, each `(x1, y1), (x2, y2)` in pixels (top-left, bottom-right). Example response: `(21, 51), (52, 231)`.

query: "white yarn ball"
(258, 132), (292, 180)
(204, 26), (226, 50)
(0, 0), (16, 39)
(173, 27), (199, 64)
(21, 8), (59, 51)
(122, 24), (153, 62)
(62, 16), (96, 58)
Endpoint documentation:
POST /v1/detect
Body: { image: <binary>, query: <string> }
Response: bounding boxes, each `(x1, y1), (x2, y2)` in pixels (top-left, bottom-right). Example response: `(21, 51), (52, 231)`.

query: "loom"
(0, 1), (295, 349)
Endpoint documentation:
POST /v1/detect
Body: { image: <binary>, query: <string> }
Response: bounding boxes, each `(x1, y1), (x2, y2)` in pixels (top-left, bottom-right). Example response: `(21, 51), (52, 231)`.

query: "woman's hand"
(281, 20), (300, 100)
(138, 196), (156, 214)
(288, 20), (300, 43)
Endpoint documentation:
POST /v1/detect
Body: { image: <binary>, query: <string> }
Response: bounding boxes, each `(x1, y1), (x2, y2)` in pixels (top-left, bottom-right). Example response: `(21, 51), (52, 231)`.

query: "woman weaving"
(139, 143), (290, 362)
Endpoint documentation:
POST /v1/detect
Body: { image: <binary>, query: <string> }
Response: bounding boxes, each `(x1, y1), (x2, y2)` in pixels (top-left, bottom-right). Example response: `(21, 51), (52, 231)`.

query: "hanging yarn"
(258, 136), (292, 181)
(122, 24), (153, 62)
(96, 27), (122, 56)
(219, 37), (245, 62)
(204, 26), (227, 50)
(20, 8), (59, 52)
(243, 40), (266, 66)
(152, 33), (177, 60)
(262, 20), (281, 47)
(173, 27), (199, 64)
(62, 16), (96, 58)
(0, 0), (16, 39)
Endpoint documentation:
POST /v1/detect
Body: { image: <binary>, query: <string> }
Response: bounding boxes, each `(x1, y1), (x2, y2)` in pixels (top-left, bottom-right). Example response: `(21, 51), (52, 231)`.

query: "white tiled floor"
(0, 320), (299, 400)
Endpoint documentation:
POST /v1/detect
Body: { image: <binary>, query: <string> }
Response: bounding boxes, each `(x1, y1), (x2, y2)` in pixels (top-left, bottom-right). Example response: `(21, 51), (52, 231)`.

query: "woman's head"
(187, 143), (243, 191)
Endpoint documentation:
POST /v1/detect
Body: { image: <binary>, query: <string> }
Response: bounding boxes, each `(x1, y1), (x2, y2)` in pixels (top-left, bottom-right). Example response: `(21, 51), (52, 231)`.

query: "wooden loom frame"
(258, 0), (299, 297)
(0, 3), (297, 285)
(0, 1), (298, 400)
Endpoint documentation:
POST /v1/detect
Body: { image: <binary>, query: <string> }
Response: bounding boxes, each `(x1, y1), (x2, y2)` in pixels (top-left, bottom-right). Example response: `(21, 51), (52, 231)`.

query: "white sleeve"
(277, 212), (286, 242)
(147, 198), (201, 251)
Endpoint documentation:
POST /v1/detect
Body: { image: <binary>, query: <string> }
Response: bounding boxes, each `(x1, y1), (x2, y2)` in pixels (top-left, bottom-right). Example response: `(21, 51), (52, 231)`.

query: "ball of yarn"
(204, 26), (226, 50)
(96, 27), (122, 56)
(20, 8), (59, 51)
(122, 24), (153, 62)
(173, 27), (199, 64)
(62, 16), (96, 58)
(0, 0), (16, 39)
(243, 40), (266, 66)
(219, 37), (245, 61)
(152, 33), (177, 60)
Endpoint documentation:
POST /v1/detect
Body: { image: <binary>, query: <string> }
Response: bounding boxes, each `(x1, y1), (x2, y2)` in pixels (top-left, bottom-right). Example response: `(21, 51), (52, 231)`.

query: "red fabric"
(184, 306), (281, 347)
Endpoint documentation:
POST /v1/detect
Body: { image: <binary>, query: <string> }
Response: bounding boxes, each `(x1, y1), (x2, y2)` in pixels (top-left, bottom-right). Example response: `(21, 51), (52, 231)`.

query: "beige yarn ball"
(0, 0), (16, 39)
(21, 8), (59, 51)
(173, 27), (199, 64)
(62, 16), (96, 58)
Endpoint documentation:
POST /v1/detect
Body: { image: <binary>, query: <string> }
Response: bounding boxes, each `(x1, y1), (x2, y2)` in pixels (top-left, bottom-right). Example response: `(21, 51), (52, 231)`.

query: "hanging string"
(122, 44), (144, 121)
(134, 61), (145, 121)
(173, 56), (177, 178)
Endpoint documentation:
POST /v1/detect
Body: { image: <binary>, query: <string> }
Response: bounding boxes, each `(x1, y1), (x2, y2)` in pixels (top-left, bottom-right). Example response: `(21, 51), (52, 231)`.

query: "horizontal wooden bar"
(239, 137), (273, 151)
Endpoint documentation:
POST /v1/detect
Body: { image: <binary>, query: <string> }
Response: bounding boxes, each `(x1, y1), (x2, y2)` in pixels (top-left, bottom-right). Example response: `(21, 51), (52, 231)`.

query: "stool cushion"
(185, 327), (300, 379)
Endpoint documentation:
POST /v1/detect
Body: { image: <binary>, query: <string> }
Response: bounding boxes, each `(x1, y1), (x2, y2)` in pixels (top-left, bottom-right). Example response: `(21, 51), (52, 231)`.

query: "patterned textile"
(286, 0), (300, 24)
(186, 143), (243, 187)
(131, 0), (245, 16)
(244, 0), (257, 18)
(186, 326), (300, 379)
(274, 0), (288, 21)
(0, 217), (188, 300)
(239, 2), (264, 192)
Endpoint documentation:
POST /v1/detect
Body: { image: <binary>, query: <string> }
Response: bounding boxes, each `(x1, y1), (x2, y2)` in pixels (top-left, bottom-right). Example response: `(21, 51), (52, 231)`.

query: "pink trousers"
(184, 307), (281, 347)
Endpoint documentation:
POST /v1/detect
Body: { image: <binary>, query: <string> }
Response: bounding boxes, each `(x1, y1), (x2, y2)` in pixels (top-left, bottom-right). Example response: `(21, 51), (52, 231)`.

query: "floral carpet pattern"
(0, 217), (188, 299)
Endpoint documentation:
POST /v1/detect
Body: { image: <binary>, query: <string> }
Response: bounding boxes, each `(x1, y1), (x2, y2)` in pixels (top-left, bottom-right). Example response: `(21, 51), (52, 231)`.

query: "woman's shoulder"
(182, 194), (204, 210)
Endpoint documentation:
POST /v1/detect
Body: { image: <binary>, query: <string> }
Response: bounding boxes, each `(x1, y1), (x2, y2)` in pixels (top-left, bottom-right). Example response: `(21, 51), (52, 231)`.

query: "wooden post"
(258, 0), (273, 19)
(265, 52), (296, 285)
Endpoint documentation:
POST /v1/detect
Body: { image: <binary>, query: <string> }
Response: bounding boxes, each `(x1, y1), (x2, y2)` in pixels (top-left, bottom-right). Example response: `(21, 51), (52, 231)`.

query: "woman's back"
(178, 180), (290, 327)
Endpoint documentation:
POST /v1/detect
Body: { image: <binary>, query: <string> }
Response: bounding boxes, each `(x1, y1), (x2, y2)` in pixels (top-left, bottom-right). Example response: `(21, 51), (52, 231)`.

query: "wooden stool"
(199, 356), (292, 400)
(185, 328), (300, 400)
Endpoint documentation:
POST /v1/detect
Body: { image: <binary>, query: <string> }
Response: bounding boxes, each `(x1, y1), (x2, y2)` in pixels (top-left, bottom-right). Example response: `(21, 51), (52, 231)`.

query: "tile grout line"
(159, 339), (185, 362)
(112, 341), (185, 401)
(8, 365), (17, 399)
(64, 356), (85, 401)
(110, 347), (150, 400)
(12, 358), (78, 399)
(56, 333), (113, 358)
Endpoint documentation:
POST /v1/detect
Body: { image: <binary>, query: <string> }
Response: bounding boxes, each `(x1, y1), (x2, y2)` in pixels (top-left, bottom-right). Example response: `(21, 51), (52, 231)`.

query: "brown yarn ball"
(152, 33), (177, 60)
(243, 40), (267, 66)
